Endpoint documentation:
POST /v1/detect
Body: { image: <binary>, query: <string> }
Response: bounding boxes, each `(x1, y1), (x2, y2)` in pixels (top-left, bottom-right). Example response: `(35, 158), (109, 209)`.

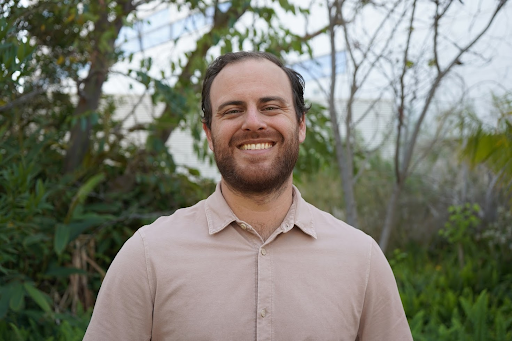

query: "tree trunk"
(328, 1), (359, 228)
(379, 181), (403, 252)
(63, 57), (108, 173)
(63, 2), (131, 173)
(331, 110), (359, 228)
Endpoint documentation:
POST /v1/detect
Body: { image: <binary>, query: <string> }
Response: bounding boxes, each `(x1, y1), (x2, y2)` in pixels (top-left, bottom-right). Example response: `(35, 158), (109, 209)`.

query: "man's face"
(203, 58), (306, 195)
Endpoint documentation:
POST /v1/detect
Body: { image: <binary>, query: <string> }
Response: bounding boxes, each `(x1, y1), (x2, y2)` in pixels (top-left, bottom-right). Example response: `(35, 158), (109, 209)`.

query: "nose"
(241, 106), (267, 131)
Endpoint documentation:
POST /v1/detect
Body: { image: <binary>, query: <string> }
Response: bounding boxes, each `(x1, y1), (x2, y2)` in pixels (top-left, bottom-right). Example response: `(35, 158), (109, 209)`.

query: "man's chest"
(148, 237), (366, 341)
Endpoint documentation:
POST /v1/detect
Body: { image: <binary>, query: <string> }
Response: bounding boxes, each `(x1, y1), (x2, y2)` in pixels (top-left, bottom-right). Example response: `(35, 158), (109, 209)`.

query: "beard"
(212, 128), (300, 196)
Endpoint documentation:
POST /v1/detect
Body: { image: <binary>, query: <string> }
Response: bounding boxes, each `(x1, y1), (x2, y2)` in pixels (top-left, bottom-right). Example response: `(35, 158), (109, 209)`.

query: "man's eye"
(225, 109), (242, 115)
(263, 106), (279, 111)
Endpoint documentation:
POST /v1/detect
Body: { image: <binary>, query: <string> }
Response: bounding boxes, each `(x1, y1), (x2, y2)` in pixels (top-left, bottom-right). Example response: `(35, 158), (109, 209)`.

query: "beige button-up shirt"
(84, 185), (412, 341)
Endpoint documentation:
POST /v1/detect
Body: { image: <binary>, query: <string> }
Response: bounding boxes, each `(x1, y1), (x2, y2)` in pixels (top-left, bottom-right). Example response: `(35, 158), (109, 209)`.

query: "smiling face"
(203, 58), (306, 195)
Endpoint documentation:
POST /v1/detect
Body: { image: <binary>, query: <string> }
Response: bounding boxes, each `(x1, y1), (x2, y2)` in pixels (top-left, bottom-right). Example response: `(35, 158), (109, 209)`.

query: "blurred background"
(1, 0), (511, 339)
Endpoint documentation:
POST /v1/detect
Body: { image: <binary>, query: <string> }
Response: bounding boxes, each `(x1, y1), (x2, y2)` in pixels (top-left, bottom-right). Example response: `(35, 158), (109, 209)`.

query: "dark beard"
(212, 129), (299, 196)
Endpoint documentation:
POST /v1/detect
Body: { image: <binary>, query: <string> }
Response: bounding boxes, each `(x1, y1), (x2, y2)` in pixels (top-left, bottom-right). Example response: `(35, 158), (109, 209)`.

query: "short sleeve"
(84, 231), (153, 341)
(357, 239), (412, 341)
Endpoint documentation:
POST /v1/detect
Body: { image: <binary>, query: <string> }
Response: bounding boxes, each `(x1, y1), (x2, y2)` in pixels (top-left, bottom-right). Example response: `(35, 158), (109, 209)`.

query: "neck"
(220, 177), (294, 241)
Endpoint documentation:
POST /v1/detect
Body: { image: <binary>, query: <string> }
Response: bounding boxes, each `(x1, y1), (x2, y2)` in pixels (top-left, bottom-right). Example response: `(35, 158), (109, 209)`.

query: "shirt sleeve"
(357, 239), (413, 341)
(83, 231), (153, 341)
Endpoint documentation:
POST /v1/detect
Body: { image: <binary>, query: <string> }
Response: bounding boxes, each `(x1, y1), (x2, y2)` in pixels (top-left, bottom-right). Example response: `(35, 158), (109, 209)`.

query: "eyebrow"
(259, 96), (287, 105)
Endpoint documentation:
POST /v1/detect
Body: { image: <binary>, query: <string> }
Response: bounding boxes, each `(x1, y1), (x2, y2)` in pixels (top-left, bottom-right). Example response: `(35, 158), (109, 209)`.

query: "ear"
(203, 123), (214, 151)
(298, 114), (306, 143)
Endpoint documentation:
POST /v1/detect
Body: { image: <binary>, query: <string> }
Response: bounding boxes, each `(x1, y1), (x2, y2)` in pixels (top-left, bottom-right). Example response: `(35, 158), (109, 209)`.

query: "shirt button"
(260, 309), (266, 318)
(261, 248), (267, 256)
(240, 223), (247, 230)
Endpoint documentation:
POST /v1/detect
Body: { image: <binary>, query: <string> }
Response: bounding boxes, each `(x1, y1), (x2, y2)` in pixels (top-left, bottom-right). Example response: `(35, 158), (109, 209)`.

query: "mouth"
(238, 142), (275, 150)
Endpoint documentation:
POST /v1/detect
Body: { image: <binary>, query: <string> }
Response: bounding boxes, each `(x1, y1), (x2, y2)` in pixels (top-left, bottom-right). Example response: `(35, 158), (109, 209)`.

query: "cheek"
(217, 122), (242, 145)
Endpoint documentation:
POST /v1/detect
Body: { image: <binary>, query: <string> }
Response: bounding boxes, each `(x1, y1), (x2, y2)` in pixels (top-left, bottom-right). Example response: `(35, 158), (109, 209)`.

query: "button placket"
(256, 245), (272, 340)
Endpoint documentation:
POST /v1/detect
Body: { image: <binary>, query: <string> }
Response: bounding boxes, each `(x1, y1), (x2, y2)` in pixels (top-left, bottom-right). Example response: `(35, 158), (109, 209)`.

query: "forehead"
(210, 58), (293, 106)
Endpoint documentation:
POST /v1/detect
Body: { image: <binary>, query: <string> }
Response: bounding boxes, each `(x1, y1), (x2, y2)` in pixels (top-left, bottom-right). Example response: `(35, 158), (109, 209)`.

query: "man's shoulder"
(303, 200), (373, 248)
(137, 198), (208, 239)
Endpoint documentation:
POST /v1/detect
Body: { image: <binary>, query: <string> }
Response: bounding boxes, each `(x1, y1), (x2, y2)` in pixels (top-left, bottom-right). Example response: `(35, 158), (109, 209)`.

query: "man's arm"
(357, 239), (413, 341)
(84, 231), (153, 341)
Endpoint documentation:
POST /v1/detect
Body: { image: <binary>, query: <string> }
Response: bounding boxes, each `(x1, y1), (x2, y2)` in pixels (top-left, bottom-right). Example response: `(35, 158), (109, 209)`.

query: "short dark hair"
(201, 51), (309, 129)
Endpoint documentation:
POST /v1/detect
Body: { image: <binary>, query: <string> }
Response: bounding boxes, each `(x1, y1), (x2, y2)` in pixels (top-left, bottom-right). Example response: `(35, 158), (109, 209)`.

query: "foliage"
(461, 93), (512, 196)
(481, 207), (512, 250)
(294, 102), (336, 180)
(439, 204), (480, 238)
(393, 204), (512, 340)
(297, 151), (440, 242)
(0, 88), (215, 338)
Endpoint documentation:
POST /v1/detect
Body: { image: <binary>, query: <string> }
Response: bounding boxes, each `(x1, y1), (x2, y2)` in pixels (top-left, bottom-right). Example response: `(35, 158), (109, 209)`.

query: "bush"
(0, 94), (215, 339)
(393, 204), (512, 340)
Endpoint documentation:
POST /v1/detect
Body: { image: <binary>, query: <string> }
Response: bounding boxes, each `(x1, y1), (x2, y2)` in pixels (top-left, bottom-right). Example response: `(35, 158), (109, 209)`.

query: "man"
(84, 52), (412, 341)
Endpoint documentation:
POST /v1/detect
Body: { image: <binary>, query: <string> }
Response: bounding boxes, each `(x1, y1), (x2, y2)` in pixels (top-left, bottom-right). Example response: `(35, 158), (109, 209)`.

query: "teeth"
(240, 143), (273, 150)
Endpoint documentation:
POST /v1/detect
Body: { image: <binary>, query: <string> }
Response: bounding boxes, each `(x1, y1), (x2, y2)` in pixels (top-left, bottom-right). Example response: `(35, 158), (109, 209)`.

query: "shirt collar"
(204, 183), (317, 239)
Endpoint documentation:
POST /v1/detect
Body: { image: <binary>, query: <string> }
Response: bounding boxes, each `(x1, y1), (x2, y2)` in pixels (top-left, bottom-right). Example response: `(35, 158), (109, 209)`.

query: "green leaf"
(68, 216), (109, 242)
(65, 173), (106, 223)
(76, 173), (105, 201)
(9, 283), (24, 311)
(23, 233), (48, 248)
(188, 167), (200, 176)
(54, 223), (70, 255)
(0, 286), (11, 318)
(23, 282), (51, 313)
(9, 323), (25, 341)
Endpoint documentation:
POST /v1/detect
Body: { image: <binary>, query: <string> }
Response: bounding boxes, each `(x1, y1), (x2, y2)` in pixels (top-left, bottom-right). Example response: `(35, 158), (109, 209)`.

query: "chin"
(222, 169), (290, 195)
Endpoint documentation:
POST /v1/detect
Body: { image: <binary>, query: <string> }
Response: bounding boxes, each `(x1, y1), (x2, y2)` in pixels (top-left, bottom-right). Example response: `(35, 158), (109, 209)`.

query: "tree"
(314, 0), (421, 228)
(379, 0), (509, 252)
(316, 0), (509, 251)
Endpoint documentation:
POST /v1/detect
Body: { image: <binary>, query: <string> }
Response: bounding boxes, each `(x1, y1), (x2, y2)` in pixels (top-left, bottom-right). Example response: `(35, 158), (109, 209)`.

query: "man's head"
(201, 52), (309, 130)
(201, 52), (308, 196)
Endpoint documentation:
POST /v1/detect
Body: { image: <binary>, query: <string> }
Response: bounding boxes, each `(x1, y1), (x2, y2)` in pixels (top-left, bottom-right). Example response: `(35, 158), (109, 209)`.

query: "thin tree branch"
(400, 0), (509, 180)
(0, 88), (46, 112)
(395, 0), (417, 183)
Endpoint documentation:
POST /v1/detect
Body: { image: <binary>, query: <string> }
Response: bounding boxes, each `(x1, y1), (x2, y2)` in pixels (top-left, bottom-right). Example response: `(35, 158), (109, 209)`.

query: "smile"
(239, 142), (274, 150)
